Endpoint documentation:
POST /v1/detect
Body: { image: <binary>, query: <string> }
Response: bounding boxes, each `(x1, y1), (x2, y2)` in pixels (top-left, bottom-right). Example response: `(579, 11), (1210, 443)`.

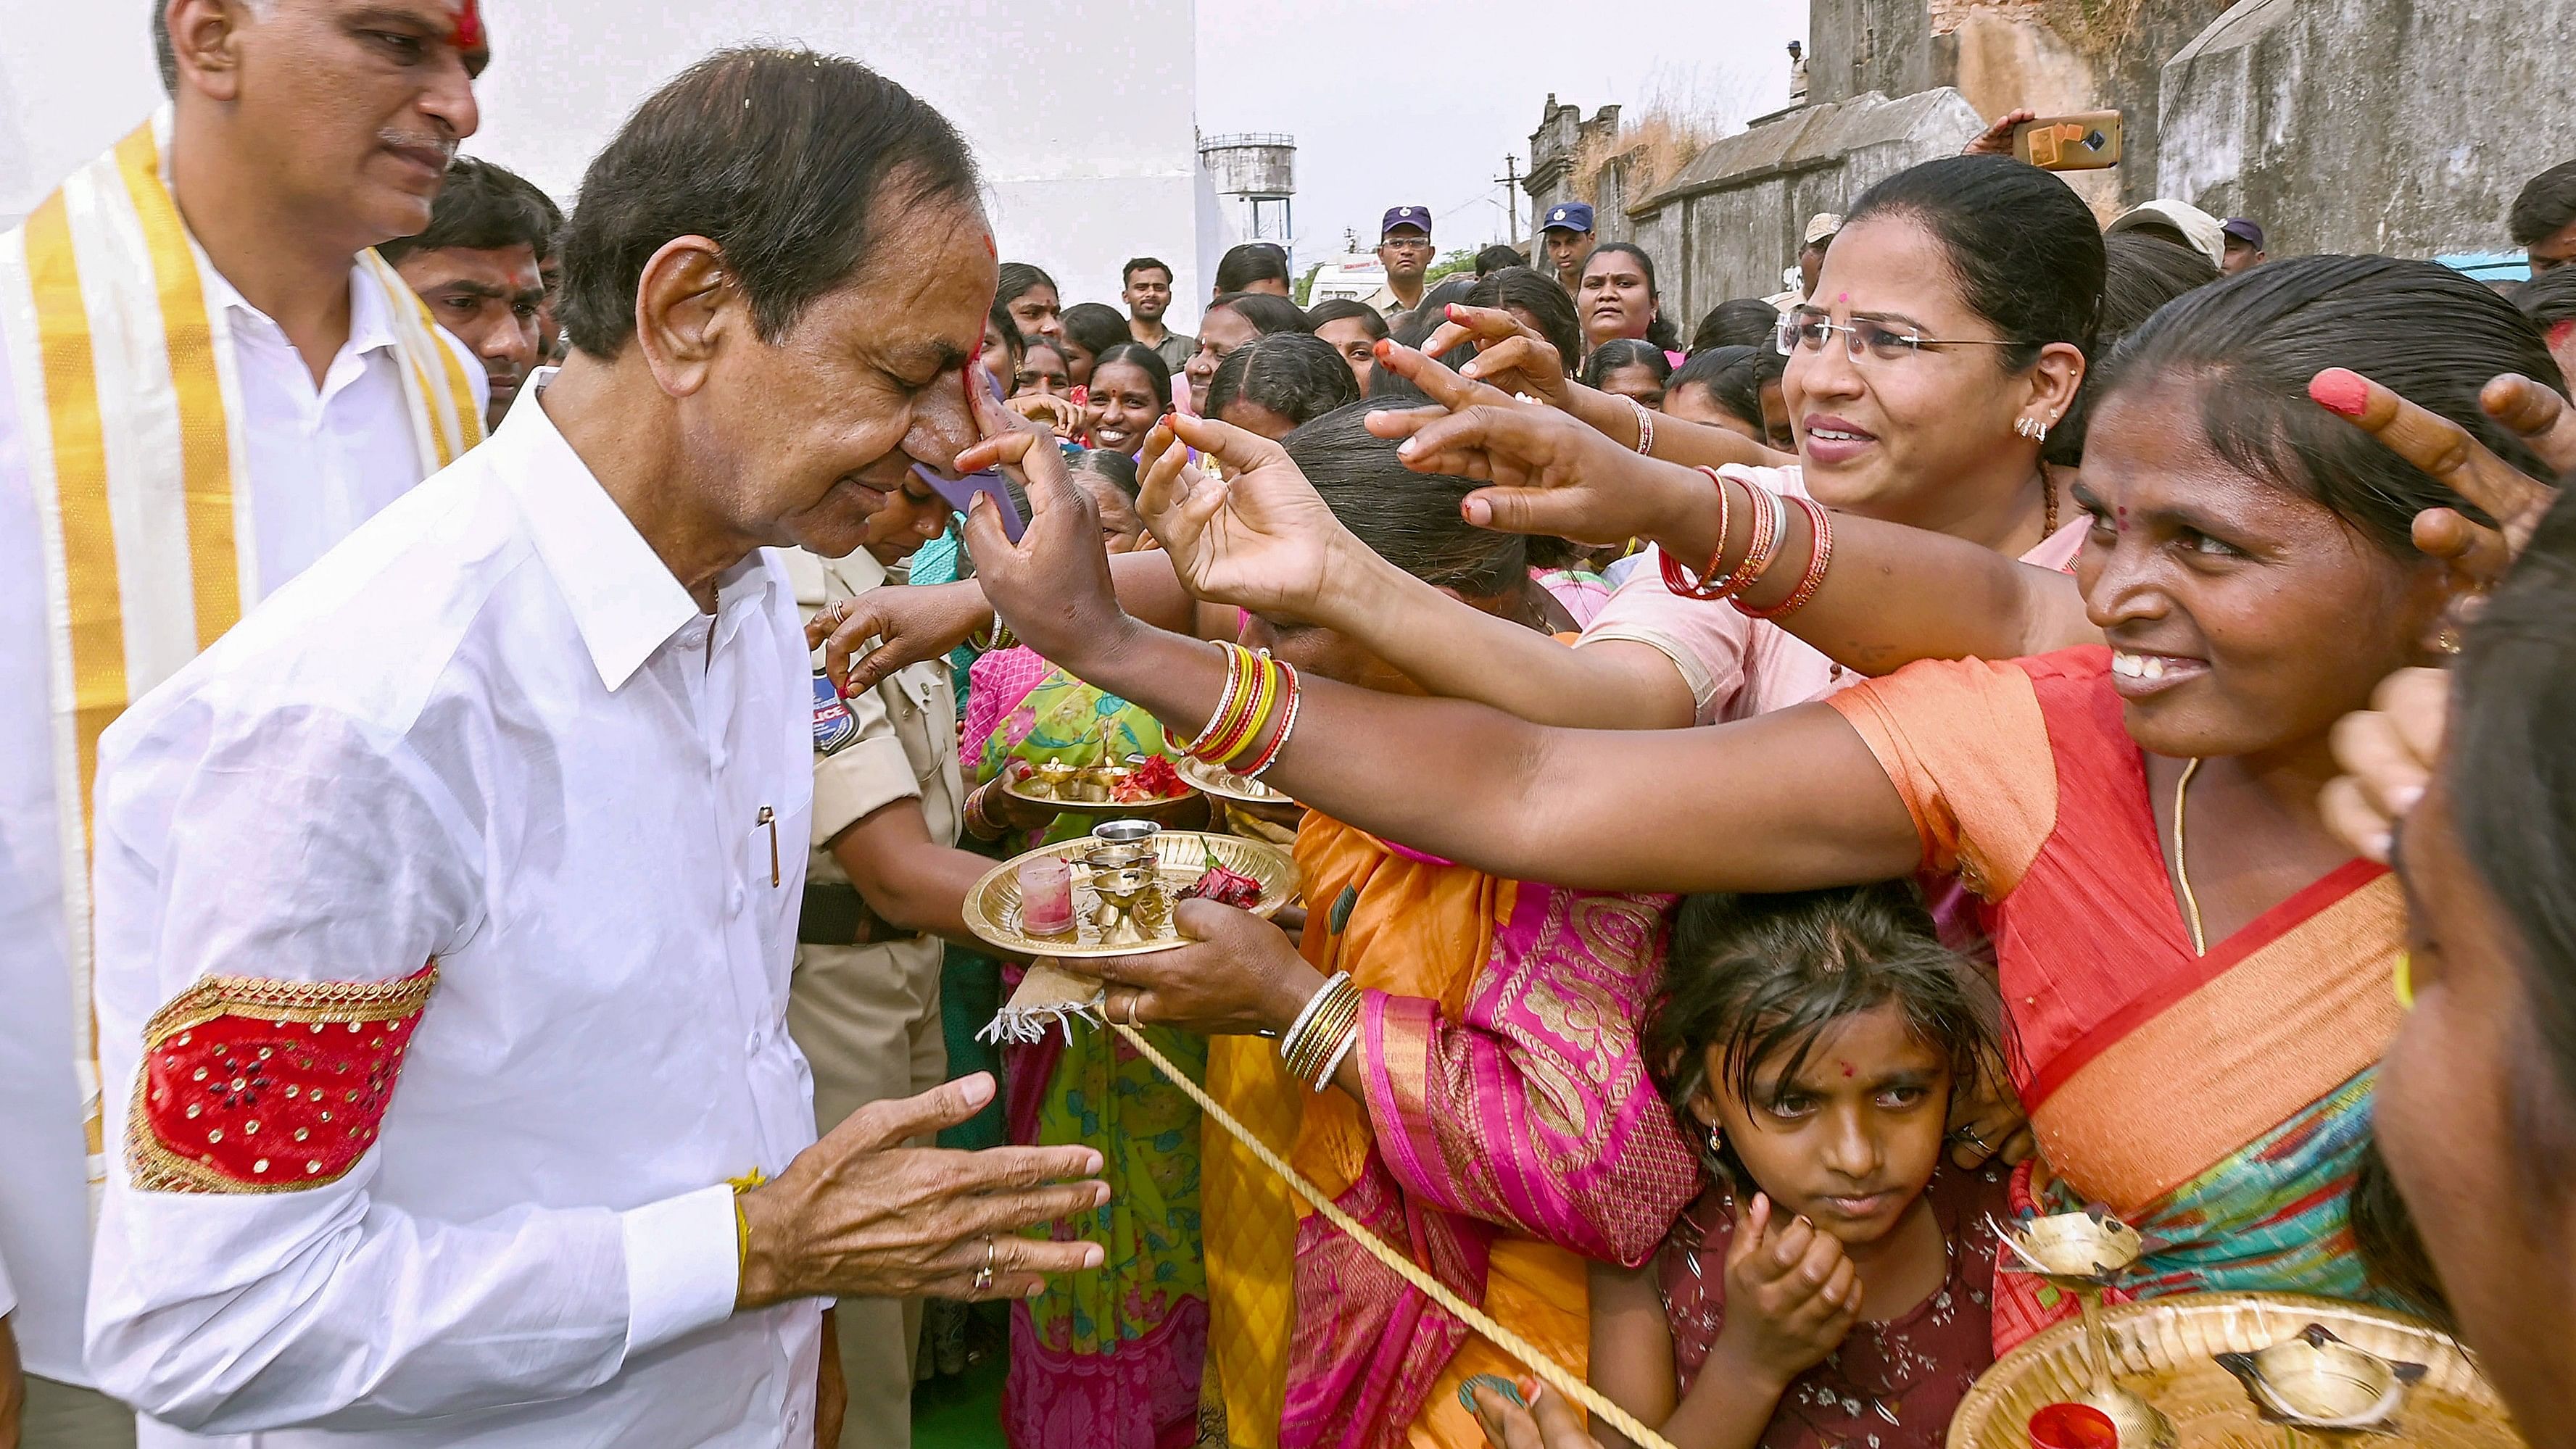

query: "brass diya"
(2216, 1324), (2427, 1432)
(961, 830), (1300, 959)
(1001, 757), (1202, 822)
(1997, 1209), (2177, 1449)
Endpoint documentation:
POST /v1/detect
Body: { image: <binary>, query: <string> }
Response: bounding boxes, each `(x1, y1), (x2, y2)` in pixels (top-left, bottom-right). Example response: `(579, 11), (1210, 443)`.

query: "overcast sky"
(1195, 0), (1808, 262)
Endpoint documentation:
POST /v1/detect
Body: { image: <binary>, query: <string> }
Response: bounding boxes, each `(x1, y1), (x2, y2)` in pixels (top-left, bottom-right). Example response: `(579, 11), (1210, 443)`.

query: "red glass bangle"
(1659, 467), (1739, 600)
(1240, 661), (1302, 778)
(1737, 494), (1835, 620)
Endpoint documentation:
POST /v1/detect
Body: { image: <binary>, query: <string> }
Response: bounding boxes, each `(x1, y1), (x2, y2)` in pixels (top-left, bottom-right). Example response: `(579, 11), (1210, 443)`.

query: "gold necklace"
(2171, 756), (2207, 955)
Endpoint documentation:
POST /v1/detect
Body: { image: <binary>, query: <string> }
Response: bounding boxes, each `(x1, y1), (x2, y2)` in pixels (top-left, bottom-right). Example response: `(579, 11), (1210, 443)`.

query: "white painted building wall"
(0, 0), (1204, 332)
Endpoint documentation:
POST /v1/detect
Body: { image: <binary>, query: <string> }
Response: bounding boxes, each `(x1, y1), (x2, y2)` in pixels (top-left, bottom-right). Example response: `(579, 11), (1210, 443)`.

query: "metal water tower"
(1198, 132), (1297, 259)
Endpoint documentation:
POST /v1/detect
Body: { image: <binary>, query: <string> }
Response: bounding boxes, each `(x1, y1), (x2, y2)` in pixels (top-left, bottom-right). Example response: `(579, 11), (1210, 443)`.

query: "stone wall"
(2159, 0), (2576, 260)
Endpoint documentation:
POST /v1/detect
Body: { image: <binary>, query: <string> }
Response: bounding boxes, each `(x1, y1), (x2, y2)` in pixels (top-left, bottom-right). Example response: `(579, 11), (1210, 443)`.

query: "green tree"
(1294, 262), (1326, 307)
(1422, 246), (1479, 286)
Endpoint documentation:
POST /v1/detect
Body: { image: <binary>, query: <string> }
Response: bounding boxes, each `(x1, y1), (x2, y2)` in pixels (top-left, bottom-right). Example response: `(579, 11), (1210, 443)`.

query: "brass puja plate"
(1177, 755), (1295, 805)
(1949, 1293), (2523, 1449)
(999, 759), (1202, 823)
(963, 831), (1301, 959)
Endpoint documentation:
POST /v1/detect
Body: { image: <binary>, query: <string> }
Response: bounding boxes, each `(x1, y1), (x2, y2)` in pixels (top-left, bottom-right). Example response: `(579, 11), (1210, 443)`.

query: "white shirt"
(83, 385), (819, 1445)
(0, 260), (482, 1386)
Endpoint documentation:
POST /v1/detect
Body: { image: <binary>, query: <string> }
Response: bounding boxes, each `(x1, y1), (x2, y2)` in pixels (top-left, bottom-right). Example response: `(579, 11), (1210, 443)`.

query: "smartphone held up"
(2013, 111), (2124, 171)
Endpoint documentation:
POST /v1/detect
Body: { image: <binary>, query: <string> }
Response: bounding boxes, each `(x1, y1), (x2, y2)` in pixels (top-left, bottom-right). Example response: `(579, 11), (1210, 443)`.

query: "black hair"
(1581, 338), (1673, 392)
(2045, 232), (2221, 465)
(1067, 447), (1141, 501)
(558, 48), (980, 359)
(1281, 403), (1527, 598)
(1464, 266), (1583, 375)
(1668, 344), (1776, 432)
(1474, 244), (1527, 277)
(1388, 277), (1481, 354)
(996, 262), (1058, 310)
(380, 157), (560, 266)
(2108, 254), (2565, 556)
(2509, 159), (2576, 248)
(1061, 302), (1130, 362)
(1205, 331), (1362, 429)
(1210, 291), (1311, 336)
(1016, 334), (1069, 373)
(1644, 884), (2004, 1189)
(1841, 154), (2103, 375)
(1304, 297), (1390, 342)
(1582, 242), (1681, 352)
(1122, 256), (1174, 286)
(1087, 341), (1172, 410)
(2514, 265), (2576, 329)
(1690, 298), (1784, 355)
(984, 296), (1026, 368)
(2453, 489), (2576, 1176)
(1214, 243), (1293, 294)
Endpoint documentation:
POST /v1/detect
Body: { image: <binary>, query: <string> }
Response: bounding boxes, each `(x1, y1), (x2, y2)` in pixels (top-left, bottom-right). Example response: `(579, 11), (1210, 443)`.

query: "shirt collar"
(197, 254), (402, 358)
(491, 369), (709, 691)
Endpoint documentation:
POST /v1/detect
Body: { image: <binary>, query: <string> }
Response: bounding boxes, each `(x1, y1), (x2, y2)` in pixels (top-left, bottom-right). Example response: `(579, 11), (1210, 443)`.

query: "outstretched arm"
(958, 425), (1923, 896)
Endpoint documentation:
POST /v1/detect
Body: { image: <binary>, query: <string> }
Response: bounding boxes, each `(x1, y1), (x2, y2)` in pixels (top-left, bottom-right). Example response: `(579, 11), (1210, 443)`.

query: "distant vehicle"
(1305, 254), (1390, 304)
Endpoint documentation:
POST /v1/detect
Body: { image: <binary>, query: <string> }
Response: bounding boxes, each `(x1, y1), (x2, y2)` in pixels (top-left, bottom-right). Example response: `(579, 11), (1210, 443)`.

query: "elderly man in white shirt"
(80, 44), (1107, 1448)
(0, 2), (489, 1441)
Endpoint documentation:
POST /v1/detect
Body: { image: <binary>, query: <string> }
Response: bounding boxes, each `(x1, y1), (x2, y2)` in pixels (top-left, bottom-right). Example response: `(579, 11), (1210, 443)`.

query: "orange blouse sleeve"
(1822, 657), (2059, 898)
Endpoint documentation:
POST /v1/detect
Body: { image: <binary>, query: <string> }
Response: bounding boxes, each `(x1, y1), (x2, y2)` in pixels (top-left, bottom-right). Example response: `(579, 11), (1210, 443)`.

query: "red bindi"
(2115, 505), (2129, 532)
(1838, 1060), (1854, 1079)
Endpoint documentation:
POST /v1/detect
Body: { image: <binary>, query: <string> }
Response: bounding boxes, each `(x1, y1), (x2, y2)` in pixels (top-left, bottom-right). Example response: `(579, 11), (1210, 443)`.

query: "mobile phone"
(2013, 112), (2123, 171)
(914, 463), (1024, 543)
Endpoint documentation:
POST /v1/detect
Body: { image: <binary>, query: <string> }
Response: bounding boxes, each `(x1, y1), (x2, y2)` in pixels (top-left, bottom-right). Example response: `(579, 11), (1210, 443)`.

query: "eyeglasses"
(1776, 309), (2022, 363)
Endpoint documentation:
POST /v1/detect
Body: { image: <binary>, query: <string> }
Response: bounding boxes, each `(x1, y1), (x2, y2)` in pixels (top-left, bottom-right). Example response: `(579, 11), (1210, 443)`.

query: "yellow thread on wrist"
(729, 1168), (769, 1271)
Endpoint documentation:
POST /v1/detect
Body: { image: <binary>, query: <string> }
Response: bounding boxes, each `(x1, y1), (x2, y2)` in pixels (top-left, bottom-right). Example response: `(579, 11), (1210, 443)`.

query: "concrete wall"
(2159, 0), (2576, 261)
(0, 0), (1204, 329)
(1808, 0), (1939, 105)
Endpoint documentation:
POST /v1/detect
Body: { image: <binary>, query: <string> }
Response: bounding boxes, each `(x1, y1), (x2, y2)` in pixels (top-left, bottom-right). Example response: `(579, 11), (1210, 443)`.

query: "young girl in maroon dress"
(1589, 884), (2010, 1449)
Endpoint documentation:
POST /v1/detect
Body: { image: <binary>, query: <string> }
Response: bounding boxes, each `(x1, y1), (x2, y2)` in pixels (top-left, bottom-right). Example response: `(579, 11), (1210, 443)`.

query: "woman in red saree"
(960, 255), (2566, 1355)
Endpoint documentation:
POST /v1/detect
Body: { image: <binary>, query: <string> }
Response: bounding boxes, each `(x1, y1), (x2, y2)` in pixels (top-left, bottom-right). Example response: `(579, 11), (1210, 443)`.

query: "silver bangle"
(1312, 1018), (1362, 1092)
(1627, 394), (1656, 456)
(1277, 970), (1347, 1058)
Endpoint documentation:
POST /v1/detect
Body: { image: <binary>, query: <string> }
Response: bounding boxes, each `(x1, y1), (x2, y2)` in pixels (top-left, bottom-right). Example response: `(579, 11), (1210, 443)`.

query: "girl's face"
(2071, 381), (2453, 765)
(1013, 344), (1072, 399)
(1006, 283), (1063, 341)
(1598, 362), (1667, 411)
(1088, 361), (1161, 455)
(1077, 474), (1149, 554)
(1785, 215), (2078, 528)
(1760, 378), (1794, 450)
(977, 318), (1014, 396)
(2377, 771), (2576, 1432)
(1666, 381), (1764, 444)
(1700, 1001), (1951, 1246)
(1315, 316), (1378, 391)
(1217, 396), (1301, 441)
(1188, 305), (1258, 394)
(1061, 336), (1098, 388)
(1579, 251), (1655, 349)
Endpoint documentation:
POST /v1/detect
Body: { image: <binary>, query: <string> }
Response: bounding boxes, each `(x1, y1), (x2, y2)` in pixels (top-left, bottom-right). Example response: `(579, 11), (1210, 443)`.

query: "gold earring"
(1706, 1122), (1724, 1155)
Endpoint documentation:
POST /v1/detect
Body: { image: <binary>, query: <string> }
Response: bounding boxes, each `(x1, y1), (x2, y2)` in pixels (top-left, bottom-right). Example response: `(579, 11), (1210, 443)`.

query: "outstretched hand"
(1135, 413), (1360, 621)
(2311, 368), (2566, 606)
(2322, 667), (2448, 866)
(1363, 341), (1699, 547)
(957, 407), (1134, 676)
(1420, 303), (1575, 411)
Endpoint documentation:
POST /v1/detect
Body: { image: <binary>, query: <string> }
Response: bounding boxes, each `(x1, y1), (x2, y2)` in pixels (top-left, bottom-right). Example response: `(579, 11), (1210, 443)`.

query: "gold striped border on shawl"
(112, 123), (237, 651)
(358, 247), (482, 469)
(2027, 873), (2405, 1213)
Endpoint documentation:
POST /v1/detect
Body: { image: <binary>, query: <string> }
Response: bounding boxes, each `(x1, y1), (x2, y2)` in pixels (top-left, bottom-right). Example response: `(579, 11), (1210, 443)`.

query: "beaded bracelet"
(1737, 495), (1836, 621)
(1659, 467), (1738, 601)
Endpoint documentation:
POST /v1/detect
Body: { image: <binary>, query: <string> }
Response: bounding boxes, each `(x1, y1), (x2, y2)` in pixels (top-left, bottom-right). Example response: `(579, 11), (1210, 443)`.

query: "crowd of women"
(824, 151), (2576, 1449)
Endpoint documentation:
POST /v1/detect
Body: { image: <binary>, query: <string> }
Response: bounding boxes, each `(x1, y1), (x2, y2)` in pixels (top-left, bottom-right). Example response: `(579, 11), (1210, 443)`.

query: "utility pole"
(1494, 154), (1522, 251)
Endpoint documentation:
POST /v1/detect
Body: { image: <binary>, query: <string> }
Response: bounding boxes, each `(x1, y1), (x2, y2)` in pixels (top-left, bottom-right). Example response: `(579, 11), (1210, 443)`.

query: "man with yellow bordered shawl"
(0, 2), (488, 1439)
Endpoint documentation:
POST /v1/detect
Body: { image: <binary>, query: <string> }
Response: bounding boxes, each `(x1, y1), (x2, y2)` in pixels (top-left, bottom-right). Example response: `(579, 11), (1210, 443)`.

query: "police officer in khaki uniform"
(782, 482), (999, 1447)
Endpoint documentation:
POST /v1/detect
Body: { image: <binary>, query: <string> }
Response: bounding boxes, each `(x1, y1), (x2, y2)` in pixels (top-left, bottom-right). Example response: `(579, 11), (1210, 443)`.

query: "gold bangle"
(1289, 989), (1359, 1084)
(1212, 654), (1283, 767)
(1173, 642), (1253, 756)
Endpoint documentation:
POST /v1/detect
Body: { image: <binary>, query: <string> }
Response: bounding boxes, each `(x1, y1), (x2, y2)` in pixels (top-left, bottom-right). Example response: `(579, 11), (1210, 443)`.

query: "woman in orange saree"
(966, 256), (2565, 1362)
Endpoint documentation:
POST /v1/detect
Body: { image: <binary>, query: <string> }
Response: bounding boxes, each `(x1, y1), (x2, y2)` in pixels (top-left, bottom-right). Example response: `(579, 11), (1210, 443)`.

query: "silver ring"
(972, 1235), (995, 1294)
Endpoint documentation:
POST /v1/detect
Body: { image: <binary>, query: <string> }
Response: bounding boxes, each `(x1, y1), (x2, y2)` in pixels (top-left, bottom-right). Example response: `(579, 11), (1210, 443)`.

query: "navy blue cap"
(2221, 217), (2264, 249)
(1380, 205), (1432, 238)
(1541, 202), (1594, 233)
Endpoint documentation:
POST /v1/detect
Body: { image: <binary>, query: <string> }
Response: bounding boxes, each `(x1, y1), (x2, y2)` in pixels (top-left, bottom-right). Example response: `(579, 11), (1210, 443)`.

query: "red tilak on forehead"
(450, 0), (483, 51)
(982, 233), (996, 258)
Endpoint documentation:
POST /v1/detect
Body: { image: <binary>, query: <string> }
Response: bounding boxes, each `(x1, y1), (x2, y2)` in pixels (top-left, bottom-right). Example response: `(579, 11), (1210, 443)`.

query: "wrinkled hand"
(957, 414), (1135, 676)
(1712, 1193), (1861, 1390)
(738, 1073), (1109, 1308)
(808, 584), (990, 698)
(1965, 107), (2037, 157)
(1091, 898), (1324, 1037)
(1420, 304), (1575, 411)
(1362, 343), (1697, 547)
(2312, 368), (2566, 607)
(1468, 1378), (1602, 1449)
(1137, 413), (1361, 620)
(2322, 667), (2448, 865)
(1945, 1055), (2034, 1170)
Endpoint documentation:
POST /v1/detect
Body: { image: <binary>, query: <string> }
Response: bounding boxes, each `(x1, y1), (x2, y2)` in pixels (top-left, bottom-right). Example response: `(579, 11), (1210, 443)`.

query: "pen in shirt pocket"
(757, 806), (778, 887)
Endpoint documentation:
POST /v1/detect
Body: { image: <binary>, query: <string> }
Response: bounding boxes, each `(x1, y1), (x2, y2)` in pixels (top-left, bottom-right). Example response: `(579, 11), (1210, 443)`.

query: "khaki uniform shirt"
(781, 547), (963, 1134)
